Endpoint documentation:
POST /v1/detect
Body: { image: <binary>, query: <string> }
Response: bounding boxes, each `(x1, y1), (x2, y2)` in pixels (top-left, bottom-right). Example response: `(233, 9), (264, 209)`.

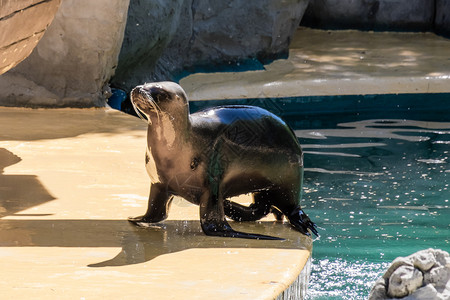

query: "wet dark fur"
(128, 82), (318, 239)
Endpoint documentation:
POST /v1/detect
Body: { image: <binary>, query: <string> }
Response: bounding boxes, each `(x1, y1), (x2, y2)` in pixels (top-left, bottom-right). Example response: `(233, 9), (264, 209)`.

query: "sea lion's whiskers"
(151, 98), (163, 124)
(131, 98), (149, 124)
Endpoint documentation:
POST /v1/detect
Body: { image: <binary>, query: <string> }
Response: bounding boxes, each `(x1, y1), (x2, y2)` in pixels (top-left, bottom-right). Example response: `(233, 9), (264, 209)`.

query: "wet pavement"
(0, 107), (311, 299)
(181, 27), (450, 100)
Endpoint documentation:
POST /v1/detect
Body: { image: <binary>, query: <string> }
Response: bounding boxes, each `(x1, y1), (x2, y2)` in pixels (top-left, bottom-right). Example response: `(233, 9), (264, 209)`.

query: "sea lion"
(128, 81), (318, 240)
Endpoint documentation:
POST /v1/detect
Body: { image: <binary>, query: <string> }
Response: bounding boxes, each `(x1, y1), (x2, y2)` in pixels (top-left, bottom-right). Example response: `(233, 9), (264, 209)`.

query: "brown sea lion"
(128, 81), (318, 239)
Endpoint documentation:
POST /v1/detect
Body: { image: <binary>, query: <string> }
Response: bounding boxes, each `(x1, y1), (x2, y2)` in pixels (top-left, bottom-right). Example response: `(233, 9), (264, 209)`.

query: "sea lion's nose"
(130, 85), (148, 101)
(130, 86), (143, 98)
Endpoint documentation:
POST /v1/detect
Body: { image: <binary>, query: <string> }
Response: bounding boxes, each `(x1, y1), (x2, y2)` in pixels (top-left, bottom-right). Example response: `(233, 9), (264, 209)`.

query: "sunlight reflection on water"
(295, 119), (450, 299)
(306, 258), (390, 300)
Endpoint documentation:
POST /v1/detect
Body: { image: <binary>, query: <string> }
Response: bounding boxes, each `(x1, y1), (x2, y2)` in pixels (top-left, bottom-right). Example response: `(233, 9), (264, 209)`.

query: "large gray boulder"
(112, 0), (310, 90)
(0, 0), (130, 107)
(369, 249), (450, 300)
(0, 0), (61, 75)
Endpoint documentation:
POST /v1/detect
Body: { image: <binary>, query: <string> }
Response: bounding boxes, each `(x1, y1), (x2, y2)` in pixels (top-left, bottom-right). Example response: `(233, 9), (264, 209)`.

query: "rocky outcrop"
(0, 0), (61, 75)
(0, 0), (130, 107)
(369, 249), (450, 300)
(1, 0), (309, 107)
(112, 0), (310, 90)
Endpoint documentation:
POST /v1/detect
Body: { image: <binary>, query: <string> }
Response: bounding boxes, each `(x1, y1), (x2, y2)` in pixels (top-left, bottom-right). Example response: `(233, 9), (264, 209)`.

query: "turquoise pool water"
(190, 93), (450, 299)
(297, 118), (450, 299)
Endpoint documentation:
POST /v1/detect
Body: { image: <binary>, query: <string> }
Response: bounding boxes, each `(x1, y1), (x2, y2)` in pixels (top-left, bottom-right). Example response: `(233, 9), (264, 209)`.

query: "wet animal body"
(129, 81), (318, 239)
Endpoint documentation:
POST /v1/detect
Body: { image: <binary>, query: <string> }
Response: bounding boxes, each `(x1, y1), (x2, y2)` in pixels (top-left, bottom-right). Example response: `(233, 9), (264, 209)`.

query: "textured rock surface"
(0, 0), (130, 107)
(0, 0), (61, 74)
(112, 0), (310, 90)
(301, 0), (435, 31)
(387, 266), (423, 298)
(369, 249), (450, 300)
(111, 0), (186, 89)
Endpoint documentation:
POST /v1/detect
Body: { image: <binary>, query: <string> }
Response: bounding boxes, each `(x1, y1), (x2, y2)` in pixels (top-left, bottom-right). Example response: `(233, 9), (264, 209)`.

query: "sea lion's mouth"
(131, 86), (155, 112)
(130, 85), (162, 123)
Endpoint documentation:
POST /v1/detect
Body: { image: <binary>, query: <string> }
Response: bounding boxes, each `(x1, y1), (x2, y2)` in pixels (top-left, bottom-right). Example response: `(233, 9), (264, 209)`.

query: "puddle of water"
(294, 119), (450, 299)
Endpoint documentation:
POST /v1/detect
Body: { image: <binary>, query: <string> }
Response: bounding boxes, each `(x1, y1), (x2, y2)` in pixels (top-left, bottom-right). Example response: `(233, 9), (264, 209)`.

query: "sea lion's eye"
(149, 88), (169, 102)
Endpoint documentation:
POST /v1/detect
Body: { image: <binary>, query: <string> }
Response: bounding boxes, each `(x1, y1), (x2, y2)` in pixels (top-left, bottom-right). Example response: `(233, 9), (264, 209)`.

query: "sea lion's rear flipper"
(287, 207), (319, 237)
(200, 217), (283, 240)
(223, 200), (270, 222)
(200, 191), (283, 240)
(224, 191), (287, 222)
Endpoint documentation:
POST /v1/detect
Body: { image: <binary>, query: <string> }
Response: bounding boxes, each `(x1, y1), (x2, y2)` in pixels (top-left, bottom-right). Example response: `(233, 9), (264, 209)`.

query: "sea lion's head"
(130, 81), (189, 123)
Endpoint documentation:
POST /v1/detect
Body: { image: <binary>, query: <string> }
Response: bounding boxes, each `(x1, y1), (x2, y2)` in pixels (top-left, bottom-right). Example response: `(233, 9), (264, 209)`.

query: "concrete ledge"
(181, 28), (450, 100)
(0, 107), (312, 299)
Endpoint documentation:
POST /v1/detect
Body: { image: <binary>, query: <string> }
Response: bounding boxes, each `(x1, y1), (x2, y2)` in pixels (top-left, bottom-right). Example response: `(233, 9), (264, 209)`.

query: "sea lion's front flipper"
(128, 183), (173, 225)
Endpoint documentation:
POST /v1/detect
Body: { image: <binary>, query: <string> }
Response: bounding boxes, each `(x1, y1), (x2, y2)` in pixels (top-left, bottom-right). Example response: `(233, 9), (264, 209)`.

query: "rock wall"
(112, 0), (310, 90)
(0, 0), (309, 107)
(0, 0), (130, 107)
(0, 0), (61, 75)
(301, 0), (450, 36)
(435, 0), (450, 37)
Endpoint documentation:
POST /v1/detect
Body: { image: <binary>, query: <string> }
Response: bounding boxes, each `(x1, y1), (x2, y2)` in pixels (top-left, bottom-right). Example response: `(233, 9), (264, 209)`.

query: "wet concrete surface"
(181, 27), (450, 100)
(0, 107), (311, 299)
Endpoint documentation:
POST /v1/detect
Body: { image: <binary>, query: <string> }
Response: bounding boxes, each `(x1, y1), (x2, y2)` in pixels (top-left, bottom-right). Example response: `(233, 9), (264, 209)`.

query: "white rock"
(413, 249), (436, 272)
(370, 249), (450, 300)
(368, 277), (388, 299)
(403, 284), (438, 300)
(434, 249), (450, 267)
(388, 265), (423, 298)
(439, 282), (450, 300)
(383, 257), (414, 280)
(424, 266), (450, 288)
